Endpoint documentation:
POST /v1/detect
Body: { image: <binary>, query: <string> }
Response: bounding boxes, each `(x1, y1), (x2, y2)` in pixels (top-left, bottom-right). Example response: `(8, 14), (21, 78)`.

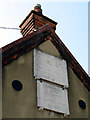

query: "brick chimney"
(19, 4), (57, 36)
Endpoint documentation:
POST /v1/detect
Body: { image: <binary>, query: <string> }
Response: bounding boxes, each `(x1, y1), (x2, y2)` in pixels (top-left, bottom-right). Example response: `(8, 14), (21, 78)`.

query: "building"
(1, 4), (90, 118)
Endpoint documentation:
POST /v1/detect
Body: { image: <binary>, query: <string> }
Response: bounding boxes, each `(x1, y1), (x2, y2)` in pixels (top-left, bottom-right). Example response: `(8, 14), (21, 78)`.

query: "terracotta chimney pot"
(34, 4), (42, 14)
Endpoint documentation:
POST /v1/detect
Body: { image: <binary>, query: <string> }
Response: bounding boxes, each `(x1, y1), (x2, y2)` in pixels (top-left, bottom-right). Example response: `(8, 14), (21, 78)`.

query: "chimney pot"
(34, 4), (42, 14)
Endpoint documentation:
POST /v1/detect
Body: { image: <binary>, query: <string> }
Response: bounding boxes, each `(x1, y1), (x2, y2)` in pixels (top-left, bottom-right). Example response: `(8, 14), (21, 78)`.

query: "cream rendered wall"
(2, 40), (88, 118)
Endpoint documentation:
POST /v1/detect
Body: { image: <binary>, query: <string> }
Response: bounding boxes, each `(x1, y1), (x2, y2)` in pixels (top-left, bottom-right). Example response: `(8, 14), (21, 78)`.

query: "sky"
(0, 0), (89, 74)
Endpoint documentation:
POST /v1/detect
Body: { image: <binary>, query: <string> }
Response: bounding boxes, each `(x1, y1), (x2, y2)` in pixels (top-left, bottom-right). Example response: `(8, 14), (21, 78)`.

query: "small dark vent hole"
(12, 80), (23, 91)
(78, 100), (86, 109)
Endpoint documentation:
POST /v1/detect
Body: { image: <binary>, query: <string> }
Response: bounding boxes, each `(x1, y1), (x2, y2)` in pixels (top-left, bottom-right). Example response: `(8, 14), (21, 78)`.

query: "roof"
(0, 24), (90, 91)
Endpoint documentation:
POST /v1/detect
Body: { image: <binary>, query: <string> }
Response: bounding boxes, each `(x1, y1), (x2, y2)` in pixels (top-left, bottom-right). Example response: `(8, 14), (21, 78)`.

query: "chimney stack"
(19, 4), (57, 36)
